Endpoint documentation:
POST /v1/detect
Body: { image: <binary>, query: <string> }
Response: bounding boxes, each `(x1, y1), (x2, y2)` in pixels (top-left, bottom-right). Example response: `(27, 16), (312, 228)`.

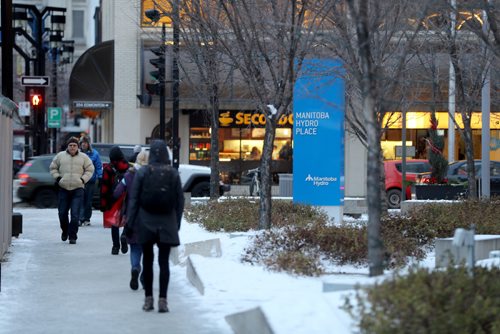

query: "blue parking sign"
(293, 59), (345, 206)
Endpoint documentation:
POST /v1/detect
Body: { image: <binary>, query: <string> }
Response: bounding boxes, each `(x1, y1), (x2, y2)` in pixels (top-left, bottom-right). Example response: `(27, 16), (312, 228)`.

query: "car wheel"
(34, 189), (58, 208)
(386, 189), (402, 209)
(191, 181), (210, 197)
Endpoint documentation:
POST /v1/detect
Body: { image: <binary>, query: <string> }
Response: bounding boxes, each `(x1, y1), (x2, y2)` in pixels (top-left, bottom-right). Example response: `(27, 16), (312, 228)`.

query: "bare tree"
(323, 0), (431, 276)
(204, 0), (331, 229)
(177, 1), (230, 199)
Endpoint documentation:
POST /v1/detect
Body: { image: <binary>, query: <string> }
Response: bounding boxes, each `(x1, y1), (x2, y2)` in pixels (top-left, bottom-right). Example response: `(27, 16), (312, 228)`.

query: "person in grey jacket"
(50, 136), (94, 244)
(126, 140), (184, 313)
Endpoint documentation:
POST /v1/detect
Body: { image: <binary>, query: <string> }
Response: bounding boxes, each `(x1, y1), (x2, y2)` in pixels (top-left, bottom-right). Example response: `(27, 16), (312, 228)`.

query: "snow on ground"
(4, 204), (495, 333)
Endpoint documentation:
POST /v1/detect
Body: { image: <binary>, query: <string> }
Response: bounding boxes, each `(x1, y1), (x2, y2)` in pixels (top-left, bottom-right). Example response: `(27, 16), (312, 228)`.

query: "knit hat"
(80, 136), (90, 145)
(109, 146), (125, 162)
(66, 136), (79, 146)
(133, 145), (142, 153)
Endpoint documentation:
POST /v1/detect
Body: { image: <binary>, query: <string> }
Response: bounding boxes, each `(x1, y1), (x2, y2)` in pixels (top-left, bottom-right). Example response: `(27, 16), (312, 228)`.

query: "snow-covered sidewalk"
(1, 207), (416, 334)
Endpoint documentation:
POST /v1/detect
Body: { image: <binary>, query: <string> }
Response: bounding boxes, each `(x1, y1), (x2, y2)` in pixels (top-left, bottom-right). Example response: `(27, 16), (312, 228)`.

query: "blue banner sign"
(293, 59), (345, 206)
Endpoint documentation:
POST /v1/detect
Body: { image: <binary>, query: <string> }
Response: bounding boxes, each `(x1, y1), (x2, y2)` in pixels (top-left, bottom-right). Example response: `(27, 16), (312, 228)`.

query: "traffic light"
(146, 46), (165, 95)
(138, 46), (165, 105)
(30, 93), (42, 107)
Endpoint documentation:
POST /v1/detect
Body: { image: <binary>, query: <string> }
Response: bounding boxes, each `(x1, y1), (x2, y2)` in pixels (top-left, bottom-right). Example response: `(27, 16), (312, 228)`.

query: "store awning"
(69, 40), (114, 110)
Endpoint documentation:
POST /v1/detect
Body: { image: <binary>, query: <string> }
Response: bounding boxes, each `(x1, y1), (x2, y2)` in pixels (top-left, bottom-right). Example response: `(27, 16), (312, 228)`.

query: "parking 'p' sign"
(47, 107), (62, 128)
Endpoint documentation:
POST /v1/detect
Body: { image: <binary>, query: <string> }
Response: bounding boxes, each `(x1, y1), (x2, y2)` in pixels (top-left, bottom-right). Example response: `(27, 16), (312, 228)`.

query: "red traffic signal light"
(31, 94), (42, 106)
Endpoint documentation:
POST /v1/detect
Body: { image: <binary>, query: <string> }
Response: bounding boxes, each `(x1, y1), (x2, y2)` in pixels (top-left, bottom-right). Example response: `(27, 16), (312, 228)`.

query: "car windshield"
(395, 161), (431, 173)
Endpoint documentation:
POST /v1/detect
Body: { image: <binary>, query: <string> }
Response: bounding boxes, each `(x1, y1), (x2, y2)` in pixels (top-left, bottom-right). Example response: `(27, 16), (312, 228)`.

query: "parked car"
(93, 143), (230, 197)
(13, 143), (24, 176)
(384, 159), (432, 209)
(16, 154), (60, 208)
(16, 145), (230, 208)
(416, 160), (500, 196)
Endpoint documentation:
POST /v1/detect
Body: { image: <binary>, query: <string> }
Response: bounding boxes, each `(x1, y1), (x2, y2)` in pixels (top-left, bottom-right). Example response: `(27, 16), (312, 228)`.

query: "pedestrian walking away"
(126, 139), (184, 313)
(79, 135), (103, 226)
(100, 146), (130, 255)
(114, 150), (149, 291)
(50, 136), (95, 244)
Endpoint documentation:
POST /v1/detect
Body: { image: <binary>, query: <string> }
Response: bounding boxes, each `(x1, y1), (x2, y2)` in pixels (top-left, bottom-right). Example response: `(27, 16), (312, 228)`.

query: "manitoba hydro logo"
(305, 174), (338, 187)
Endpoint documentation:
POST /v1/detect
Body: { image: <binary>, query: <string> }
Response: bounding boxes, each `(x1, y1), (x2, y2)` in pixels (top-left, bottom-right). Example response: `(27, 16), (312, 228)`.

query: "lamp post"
(12, 4), (67, 156)
(145, 2), (180, 169)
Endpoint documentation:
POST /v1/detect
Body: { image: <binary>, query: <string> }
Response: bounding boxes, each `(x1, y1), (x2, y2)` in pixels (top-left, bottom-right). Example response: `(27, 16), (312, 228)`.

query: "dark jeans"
(80, 181), (96, 222)
(58, 188), (84, 240)
(142, 241), (171, 298)
(111, 226), (121, 248)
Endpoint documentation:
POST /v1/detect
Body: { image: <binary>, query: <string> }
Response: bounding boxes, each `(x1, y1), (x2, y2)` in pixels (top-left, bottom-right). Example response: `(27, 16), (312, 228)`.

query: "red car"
(384, 159), (431, 208)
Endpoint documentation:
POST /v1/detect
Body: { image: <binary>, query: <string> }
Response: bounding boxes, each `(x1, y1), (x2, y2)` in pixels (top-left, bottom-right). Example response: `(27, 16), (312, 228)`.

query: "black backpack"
(139, 165), (176, 214)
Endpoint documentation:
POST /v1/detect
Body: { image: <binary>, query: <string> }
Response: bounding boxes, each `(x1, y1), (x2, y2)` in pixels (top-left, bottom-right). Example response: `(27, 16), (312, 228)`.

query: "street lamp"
(145, 3), (180, 169)
(12, 4), (67, 156)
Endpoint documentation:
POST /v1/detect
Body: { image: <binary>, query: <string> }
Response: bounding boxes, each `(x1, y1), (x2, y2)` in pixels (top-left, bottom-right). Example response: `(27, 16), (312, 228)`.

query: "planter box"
(414, 184), (467, 200)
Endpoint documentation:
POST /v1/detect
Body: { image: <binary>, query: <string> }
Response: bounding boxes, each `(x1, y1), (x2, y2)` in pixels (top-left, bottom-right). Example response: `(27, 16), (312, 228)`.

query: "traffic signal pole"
(159, 23), (166, 142)
(172, 0), (180, 169)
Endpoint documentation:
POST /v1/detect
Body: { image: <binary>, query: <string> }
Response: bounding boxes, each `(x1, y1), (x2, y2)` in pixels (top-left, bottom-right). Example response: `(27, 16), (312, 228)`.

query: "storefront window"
(189, 110), (293, 184)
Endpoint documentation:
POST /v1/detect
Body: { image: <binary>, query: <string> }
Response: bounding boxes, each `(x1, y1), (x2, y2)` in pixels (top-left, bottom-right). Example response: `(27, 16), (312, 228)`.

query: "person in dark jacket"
(79, 136), (103, 226)
(126, 140), (184, 313)
(100, 146), (130, 255)
(113, 150), (149, 290)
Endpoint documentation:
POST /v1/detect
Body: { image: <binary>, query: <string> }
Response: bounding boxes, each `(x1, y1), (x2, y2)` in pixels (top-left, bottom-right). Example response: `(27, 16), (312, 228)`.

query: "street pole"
(481, 6), (491, 198)
(12, 5), (66, 156)
(448, 0), (456, 163)
(51, 48), (58, 153)
(172, 0), (180, 169)
(1, 0), (14, 100)
(160, 23), (166, 142)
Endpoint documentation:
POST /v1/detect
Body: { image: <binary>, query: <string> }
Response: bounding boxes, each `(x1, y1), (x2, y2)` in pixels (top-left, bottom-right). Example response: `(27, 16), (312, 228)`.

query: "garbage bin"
(278, 174), (293, 197)
(12, 212), (23, 237)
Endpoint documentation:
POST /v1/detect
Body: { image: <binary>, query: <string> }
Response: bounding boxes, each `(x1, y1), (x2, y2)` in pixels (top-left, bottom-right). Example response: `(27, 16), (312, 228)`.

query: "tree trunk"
(462, 118), (477, 199)
(365, 95), (384, 277)
(258, 116), (277, 230)
(209, 83), (221, 199)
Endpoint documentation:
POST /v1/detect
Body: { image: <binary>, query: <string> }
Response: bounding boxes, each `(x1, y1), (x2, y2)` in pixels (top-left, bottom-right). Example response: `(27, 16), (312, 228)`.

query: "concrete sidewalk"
(0, 208), (231, 334)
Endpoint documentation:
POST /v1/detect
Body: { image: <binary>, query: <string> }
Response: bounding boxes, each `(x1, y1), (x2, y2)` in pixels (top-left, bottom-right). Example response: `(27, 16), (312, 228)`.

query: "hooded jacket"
(126, 140), (184, 246)
(80, 141), (103, 183)
(100, 146), (130, 212)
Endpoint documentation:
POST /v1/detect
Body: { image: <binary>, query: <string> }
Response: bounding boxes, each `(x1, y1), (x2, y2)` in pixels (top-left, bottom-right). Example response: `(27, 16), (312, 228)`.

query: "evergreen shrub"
(344, 265), (500, 334)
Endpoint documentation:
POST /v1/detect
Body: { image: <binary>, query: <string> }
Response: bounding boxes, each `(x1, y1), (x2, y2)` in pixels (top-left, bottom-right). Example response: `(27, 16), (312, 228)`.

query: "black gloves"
(124, 225), (133, 238)
(55, 177), (62, 187)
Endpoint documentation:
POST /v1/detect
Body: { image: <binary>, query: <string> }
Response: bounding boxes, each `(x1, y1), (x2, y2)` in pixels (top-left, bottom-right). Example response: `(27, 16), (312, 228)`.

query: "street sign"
(21, 76), (50, 87)
(47, 107), (62, 128)
(18, 101), (31, 117)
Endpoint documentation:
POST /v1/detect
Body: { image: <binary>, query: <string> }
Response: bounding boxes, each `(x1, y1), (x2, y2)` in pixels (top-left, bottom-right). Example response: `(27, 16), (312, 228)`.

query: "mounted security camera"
(145, 9), (161, 23)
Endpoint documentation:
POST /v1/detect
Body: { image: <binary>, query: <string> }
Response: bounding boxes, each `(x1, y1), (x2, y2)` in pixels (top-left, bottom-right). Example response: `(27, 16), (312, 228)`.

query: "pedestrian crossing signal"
(31, 94), (42, 106)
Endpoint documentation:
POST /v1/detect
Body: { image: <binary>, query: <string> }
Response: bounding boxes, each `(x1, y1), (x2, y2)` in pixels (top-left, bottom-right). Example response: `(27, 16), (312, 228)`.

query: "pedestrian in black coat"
(126, 140), (184, 313)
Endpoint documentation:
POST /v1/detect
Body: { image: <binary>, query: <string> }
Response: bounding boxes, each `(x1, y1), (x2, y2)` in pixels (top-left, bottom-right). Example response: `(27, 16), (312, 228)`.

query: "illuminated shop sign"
(293, 59), (345, 206)
(219, 111), (293, 128)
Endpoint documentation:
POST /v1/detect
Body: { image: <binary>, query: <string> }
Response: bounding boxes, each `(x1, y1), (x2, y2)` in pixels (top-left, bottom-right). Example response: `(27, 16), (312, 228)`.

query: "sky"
(1, 205), (499, 334)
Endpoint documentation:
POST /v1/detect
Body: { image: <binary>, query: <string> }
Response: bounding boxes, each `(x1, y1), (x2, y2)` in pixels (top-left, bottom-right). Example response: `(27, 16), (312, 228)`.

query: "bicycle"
(247, 167), (261, 196)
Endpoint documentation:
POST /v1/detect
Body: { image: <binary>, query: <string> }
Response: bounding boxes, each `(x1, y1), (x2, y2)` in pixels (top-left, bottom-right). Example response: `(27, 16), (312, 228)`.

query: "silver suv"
(93, 143), (230, 197)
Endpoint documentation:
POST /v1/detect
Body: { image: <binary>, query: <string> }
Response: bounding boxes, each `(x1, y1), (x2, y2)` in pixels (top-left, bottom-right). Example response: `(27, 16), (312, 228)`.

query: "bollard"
(12, 212), (23, 237)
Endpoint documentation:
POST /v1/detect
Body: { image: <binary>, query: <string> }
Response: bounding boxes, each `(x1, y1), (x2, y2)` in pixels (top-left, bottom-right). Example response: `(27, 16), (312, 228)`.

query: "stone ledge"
(225, 307), (273, 334)
(186, 256), (204, 295)
(435, 235), (500, 267)
(171, 238), (222, 265)
(400, 199), (461, 215)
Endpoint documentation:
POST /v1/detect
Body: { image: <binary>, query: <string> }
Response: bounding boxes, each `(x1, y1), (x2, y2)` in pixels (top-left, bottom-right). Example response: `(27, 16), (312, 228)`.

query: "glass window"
(72, 10), (84, 39)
